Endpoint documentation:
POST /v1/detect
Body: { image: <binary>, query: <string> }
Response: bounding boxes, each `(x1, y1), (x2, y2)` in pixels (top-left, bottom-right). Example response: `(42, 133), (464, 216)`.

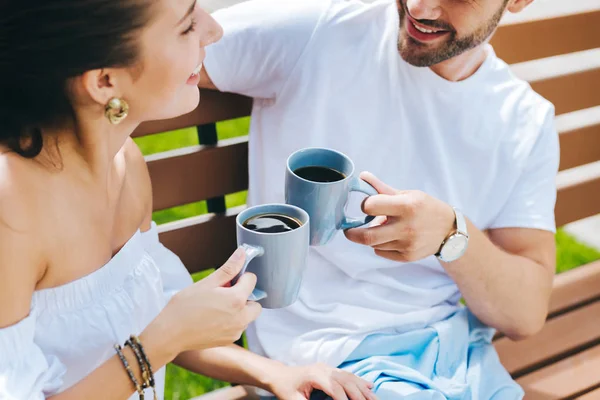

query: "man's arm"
(345, 172), (555, 341)
(444, 222), (554, 340)
(199, 0), (326, 97)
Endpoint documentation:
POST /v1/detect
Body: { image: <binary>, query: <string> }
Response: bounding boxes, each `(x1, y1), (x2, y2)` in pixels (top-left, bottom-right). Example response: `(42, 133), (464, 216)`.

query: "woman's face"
(122, 0), (222, 122)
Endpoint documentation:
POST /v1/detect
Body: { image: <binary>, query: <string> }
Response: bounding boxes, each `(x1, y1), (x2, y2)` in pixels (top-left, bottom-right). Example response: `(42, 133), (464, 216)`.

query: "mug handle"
(340, 177), (378, 230)
(231, 244), (268, 301)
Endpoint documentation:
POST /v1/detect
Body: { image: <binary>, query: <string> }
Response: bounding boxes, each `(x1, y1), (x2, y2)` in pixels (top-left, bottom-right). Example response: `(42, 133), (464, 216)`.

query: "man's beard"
(397, 1), (507, 67)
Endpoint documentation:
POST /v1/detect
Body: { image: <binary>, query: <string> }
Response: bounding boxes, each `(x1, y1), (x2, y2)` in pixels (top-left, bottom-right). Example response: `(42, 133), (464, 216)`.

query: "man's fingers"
(361, 194), (408, 217)
(372, 240), (408, 252)
(359, 172), (396, 196)
(369, 216), (388, 227)
(344, 221), (398, 247)
(204, 247), (246, 287)
(374, 249), (407, 262)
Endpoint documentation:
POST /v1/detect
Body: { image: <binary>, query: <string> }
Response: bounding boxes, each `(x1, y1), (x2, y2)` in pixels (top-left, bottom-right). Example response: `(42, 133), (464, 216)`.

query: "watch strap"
(453, 207), (468, 238)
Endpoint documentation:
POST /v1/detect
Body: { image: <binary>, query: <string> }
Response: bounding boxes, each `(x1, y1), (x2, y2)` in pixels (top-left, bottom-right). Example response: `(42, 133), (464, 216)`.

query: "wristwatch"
(436, 207), (469, 263)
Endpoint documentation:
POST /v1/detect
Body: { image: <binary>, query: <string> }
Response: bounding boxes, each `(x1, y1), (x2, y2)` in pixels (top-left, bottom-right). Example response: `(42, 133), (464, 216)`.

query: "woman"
(0, 1), (376, 399)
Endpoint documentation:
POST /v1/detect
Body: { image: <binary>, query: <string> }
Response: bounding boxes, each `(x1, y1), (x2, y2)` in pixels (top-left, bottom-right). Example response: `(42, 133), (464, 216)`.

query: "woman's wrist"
(139, 312), (182, 366)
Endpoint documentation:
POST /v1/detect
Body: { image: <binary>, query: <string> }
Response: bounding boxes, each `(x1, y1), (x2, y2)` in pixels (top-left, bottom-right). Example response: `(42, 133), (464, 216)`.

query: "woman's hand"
(155, 247), (262, 354)
(268, 363), (377, 400)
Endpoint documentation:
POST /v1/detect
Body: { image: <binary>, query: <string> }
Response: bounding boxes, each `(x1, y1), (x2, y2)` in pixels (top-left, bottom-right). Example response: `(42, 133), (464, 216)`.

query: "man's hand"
(344, 172), (456, 262)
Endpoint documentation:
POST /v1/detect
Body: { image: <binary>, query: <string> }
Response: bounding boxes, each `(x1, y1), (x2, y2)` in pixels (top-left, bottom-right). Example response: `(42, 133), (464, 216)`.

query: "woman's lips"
(187, 64), (203, 85)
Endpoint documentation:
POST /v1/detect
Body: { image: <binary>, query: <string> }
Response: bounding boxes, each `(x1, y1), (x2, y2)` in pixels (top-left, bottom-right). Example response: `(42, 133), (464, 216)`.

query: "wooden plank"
(511, 49), (600, 84)
(530, 67), (600, 116)
(495, 301), (600, 376)
(578, 388), (600, 400)
(158, 209), (241, 274)
(557, 107), (600, 171)
(491, 10), (600, 64)
(146, 137), (249, 211)
(191, 386), (257, 400)
(555, 172), (600, 227)
(516, 344), (600, 399)
(133, 90), (252, 137)
(549, 261), (600, 316)
(500, 0), (600, 26)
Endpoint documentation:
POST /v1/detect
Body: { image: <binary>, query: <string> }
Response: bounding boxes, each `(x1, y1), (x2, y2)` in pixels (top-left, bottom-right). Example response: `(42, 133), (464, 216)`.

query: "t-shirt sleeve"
(203, 0), (328, 98)
(489, 109), (560, 232)
(0, 314), (67, 399)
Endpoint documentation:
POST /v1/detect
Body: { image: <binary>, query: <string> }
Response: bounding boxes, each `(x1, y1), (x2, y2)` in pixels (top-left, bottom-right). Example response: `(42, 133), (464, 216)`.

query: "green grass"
(135, 118), (600, 399)
(556, 229), (600, 274)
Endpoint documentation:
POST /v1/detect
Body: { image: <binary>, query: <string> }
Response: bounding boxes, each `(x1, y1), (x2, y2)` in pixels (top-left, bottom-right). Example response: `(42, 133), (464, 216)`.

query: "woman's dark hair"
(0, 0), (153, 158)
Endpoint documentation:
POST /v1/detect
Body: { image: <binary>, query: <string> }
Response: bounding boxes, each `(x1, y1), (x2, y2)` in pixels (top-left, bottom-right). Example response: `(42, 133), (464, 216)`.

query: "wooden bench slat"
(529, 66), (600, 116)
(557, 107), (600, 171)
(516, 344), (600, 399)
(491, 9), (600, 64)
(133, 90), (252, 138)
(511, 49), (600, 87)
(500, 0), (600, 26)
(495, 300), (600, 376)
(158, 210), (240, 274)
(549, 261), (600, 316)
(147, 137), (248, 211)
(555, 172), (600, 227)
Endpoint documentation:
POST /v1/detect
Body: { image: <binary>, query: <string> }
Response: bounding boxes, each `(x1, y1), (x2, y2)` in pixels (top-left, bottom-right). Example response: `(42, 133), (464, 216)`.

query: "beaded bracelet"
(131, 335), (156, 388)
(129, 335), (157, 400)
(125, 339), (150, 389)
(114, 344), (145, 400)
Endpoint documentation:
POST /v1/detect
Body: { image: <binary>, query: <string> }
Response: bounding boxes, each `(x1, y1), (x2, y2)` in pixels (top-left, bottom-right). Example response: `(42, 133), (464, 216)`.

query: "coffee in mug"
(293, 166), (346, 183)
(286, 147), (378, 246)
(235, 204), (310, 309)
(242, 213), (302, 233)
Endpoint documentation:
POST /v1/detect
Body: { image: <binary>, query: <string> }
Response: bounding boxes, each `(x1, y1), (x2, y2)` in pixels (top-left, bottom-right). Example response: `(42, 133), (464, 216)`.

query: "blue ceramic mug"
(232, 204), (310, 309)
(285, 148), (377, 246)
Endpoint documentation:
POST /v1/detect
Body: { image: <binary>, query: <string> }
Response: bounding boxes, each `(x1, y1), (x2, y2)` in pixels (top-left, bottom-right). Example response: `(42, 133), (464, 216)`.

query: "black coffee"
(294, 166), (346, 183)
(243, 213), (302, 233)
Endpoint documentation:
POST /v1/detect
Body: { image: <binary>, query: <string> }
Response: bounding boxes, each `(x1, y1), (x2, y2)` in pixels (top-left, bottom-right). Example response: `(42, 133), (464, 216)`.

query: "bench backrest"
(133, 0), (600, 276)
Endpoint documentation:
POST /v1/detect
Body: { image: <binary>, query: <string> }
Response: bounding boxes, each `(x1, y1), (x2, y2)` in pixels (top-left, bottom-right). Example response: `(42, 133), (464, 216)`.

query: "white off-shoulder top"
(0, 222), (193, 399)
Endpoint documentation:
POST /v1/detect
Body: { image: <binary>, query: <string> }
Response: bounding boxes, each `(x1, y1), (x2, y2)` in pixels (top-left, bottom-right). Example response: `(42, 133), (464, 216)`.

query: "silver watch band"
(454, 207), (468, 238)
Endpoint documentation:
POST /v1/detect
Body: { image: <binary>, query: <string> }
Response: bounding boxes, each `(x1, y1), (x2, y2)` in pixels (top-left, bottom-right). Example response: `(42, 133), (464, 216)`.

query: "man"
(199, 0), (559, 397)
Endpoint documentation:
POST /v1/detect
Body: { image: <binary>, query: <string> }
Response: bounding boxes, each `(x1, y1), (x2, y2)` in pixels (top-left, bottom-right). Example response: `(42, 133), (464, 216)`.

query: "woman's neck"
(45, 111), (138, 181)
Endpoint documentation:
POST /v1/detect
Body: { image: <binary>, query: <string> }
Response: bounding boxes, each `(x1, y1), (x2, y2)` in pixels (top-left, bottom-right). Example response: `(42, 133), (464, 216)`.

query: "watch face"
(440, 234), (468, 261)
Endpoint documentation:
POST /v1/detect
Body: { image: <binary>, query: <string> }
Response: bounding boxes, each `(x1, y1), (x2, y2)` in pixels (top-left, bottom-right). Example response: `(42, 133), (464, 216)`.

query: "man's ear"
(80, 68), (121, 106)
(506, 0), (535, 14)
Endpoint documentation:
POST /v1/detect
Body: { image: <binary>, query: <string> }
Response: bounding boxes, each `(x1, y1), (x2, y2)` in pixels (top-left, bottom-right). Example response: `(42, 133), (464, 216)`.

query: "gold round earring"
(104, 97), (129, 125)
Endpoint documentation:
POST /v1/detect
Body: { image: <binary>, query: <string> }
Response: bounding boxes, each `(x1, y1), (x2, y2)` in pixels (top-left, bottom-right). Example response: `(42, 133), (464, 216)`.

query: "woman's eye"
(182, 18), (197, 35)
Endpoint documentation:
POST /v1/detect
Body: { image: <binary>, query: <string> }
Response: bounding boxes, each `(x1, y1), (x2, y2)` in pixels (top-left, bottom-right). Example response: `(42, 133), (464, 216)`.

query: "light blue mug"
(285, 147), (377, 246)
(232, 204), (310, 309)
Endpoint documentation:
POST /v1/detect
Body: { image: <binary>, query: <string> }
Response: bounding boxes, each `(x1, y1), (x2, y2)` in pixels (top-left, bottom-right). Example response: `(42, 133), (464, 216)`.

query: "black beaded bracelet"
(131, 335), (156, 387)
(125, 339), (150, 389)
(114, 344), (145, 400)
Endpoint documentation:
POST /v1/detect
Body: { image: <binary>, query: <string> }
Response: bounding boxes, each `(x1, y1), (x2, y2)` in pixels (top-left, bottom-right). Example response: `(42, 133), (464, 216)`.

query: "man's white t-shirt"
(204, 0), (559, 368)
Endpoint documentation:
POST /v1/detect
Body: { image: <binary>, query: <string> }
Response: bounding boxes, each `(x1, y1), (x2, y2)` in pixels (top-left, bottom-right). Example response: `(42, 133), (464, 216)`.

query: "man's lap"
(310, 308), (523, 400)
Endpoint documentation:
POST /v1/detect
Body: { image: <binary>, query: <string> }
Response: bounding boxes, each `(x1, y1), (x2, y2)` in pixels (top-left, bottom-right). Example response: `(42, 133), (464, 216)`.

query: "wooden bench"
(133, 1), (600, 398)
